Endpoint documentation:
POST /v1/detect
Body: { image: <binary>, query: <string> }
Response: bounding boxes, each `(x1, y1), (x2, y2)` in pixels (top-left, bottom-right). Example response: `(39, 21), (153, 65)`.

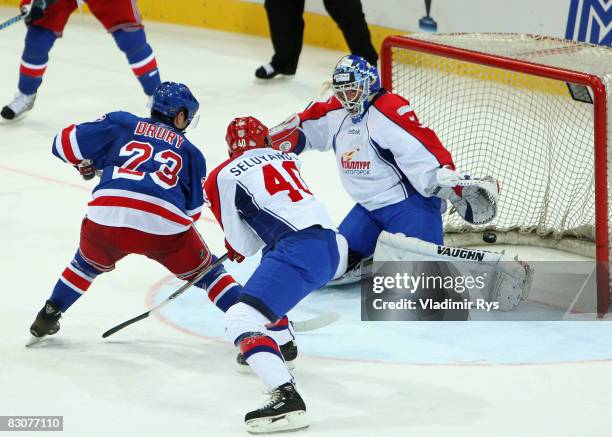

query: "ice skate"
(1, 92), (36, 120)
(245, 383), (308, 434)
(27, 300), (61, 346)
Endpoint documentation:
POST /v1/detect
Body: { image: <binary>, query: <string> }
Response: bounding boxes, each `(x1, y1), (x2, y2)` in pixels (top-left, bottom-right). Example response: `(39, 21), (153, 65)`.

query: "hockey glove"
(20, 0), (56, 25)
(74, 159), (96, 181)
(433, 166), (499, 225)
(225, 239), (245, 263)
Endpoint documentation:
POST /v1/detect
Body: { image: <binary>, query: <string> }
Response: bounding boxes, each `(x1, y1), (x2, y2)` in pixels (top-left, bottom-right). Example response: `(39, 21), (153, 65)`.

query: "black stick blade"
(102, 312), (150, 338)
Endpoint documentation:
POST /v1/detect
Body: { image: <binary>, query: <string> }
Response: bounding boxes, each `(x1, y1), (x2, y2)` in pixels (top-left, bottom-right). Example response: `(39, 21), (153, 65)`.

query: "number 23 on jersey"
(112, 141), (183, 189)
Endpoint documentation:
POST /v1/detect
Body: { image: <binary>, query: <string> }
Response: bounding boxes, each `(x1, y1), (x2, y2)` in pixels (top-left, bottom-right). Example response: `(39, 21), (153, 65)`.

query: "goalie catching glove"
(433, 166), (499, 225)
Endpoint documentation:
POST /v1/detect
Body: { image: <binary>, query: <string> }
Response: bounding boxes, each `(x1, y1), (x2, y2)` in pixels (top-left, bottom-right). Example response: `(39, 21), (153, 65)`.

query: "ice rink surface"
(1, 8), (612, 436)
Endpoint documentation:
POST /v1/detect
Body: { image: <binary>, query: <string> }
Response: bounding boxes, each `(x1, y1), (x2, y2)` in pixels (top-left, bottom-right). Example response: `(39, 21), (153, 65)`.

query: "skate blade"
(236, 360), (296, 374)
(246, 411), (308, 434)
(25, 335), (45, 347)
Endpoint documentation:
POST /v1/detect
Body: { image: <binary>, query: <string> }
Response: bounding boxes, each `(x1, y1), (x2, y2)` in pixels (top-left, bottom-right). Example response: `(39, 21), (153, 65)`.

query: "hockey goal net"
(381, 33), (612, 315)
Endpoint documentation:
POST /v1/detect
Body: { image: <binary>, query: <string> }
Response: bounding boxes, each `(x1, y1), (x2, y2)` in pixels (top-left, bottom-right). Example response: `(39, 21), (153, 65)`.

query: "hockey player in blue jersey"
(28, 82), (298, 352)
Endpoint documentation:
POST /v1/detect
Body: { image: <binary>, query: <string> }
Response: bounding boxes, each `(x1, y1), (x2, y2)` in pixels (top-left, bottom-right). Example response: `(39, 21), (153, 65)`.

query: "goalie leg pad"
(486, 258), (533, 311)
(374, 231), (532, 311)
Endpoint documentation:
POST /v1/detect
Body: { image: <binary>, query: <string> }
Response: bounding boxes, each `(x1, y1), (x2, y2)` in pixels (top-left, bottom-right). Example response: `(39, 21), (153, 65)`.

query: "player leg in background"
(225, 227), (340, 433)
(1, 0), (76, 120)
(87, 0), (161, 98)
(322, 0), (378, 66)
(255, 0), (305, 79)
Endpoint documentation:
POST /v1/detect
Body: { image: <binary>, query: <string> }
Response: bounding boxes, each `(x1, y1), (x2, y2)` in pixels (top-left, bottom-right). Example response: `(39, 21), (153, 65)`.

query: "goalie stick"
(0, 14), (22, 31)
(304, 80), (332, 110)
(291, 311), (339, 332)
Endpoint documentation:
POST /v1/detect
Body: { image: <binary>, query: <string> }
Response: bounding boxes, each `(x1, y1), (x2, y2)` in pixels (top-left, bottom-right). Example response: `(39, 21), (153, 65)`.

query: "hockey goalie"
(270, 54), (532, 313)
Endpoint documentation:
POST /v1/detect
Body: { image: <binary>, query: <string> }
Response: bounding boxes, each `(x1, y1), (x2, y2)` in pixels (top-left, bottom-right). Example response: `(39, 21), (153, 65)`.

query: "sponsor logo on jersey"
(437, 246), (485, 262)
(347, 127), (360, 135)
(340, 146), (371, 175)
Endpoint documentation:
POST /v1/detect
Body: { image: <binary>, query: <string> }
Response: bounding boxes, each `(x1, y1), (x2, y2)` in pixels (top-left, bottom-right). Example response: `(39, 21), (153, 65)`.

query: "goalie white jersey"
(292, 91), (455, 211)
(204, 148), (336, 257)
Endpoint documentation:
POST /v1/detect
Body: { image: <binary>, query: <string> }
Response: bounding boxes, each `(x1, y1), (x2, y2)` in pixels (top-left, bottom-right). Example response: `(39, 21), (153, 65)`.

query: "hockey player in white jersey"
(270, 54), (499, 281)
(204, 116), (347, 434)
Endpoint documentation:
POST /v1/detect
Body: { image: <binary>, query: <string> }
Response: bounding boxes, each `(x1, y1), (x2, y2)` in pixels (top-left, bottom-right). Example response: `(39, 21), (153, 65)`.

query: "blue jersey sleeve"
(184, 147), (207, 221)
(51, 112), (124, 166)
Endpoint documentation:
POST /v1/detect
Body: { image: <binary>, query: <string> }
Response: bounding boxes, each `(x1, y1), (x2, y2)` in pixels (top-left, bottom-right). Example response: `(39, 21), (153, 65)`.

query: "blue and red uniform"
(48, 111), (241, 314)
(17, 0), (160, 97)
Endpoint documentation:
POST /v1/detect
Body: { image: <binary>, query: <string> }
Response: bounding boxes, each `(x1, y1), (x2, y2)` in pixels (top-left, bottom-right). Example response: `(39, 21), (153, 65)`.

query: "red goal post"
(380, 33), (611, 316)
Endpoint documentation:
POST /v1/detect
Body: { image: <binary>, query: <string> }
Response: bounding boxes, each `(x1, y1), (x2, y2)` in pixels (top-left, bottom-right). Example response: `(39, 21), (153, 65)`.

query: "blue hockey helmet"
(151, 82), (199, 126)
(332, 55), (380, 121)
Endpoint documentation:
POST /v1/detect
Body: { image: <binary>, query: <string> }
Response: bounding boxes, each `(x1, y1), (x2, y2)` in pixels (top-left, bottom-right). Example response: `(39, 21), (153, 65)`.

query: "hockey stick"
(304, 80), (332, 110)
(292, 312), (339, 332)
(0, 14), (22, 31)
(102, 253), (229, 338)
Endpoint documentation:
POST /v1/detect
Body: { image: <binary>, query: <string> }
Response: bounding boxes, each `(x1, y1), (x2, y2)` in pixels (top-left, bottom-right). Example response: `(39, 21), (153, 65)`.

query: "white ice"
(1, 8), (612, 437)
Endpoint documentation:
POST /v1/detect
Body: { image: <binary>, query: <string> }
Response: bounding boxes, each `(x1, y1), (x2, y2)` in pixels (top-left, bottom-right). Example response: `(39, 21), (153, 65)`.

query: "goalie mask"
(332, 55), (380, 122)
(225, 116), (271, 157)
